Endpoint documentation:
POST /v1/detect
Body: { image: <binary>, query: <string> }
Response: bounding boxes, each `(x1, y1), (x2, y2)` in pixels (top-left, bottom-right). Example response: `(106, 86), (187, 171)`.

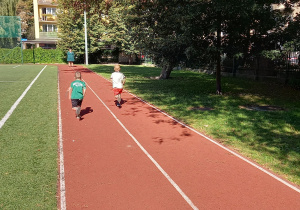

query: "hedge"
(0, 47), (65, 64)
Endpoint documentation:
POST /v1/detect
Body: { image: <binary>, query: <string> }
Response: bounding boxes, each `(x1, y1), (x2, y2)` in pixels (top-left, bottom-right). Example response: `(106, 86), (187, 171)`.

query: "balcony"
(39, 31), (58, 39)
(38, 0), (58, 6)
(40, 14), (57, 22)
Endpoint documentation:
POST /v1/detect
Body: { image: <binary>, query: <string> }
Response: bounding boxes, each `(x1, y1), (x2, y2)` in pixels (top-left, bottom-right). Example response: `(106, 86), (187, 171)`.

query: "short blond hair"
(75, 71), (81, 79)
(114, 64), (121, 71)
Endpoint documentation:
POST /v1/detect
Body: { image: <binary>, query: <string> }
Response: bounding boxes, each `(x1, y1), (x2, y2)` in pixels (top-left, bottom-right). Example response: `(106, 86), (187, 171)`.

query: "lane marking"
(85, 81), (199, 210)
(58, 70), (67, 210)
(0, 65), (47, 129)
(92, 70), (300, 194)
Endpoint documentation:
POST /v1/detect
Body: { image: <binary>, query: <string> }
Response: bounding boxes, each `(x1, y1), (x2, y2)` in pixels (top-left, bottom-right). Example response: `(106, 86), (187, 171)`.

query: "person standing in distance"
(67, 48), (75, 67)
(68, 71), (86, 119)
(110, 64), (126, 107)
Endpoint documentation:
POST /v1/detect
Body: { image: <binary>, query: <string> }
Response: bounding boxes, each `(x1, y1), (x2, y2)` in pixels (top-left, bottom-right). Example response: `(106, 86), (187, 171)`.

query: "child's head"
(114, 64), (121, 72)
(75, 71), (81, 79)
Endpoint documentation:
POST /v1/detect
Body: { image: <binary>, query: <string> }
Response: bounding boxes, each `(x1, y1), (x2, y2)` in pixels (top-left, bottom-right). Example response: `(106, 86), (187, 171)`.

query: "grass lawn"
(0, 65), (58, 209)
(88, 64), (300, 187)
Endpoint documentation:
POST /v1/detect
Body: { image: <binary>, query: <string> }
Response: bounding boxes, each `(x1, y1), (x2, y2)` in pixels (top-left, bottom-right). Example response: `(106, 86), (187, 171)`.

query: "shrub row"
(0, 47), (66, 64)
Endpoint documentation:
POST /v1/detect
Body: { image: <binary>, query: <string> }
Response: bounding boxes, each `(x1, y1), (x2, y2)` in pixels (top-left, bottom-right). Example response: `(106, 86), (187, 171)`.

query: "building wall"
(32, 0), (58, 48)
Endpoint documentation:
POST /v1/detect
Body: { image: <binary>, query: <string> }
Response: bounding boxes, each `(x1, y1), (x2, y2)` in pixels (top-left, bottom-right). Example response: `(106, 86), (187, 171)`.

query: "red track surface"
(58, 65), (300, 209)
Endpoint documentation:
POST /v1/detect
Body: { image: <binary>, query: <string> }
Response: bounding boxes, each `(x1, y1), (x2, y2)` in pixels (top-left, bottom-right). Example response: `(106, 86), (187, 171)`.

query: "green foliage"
(261, 50), (282, 60)
(57, 0), (108, 55)
(0, 0), (19, 16)
(0, 47), (65, 64)
(0, 47), (22, 63)
(16, 0), (35, 39)
(57, 0), (140, 63)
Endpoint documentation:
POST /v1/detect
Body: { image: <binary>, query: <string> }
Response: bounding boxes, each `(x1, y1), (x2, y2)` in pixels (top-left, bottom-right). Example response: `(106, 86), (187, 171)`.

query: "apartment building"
(23, 0), (58, 49)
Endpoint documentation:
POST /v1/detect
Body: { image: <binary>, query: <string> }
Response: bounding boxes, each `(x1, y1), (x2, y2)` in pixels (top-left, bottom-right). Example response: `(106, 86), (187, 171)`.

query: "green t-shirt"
(70, 80), (86, 99)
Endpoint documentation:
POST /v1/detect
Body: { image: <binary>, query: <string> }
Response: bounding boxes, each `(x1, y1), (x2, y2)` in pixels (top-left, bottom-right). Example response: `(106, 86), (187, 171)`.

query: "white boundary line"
(0, 65), (47, 129)
(85, 81), (199, 210)
(93, 72), (300, 194)
(58, 71), (67, 210)
(13, 65), (21, 68)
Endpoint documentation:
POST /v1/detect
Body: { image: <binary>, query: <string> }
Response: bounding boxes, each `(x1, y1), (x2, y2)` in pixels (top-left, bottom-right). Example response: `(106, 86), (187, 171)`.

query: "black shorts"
(71, 99), (83, 108)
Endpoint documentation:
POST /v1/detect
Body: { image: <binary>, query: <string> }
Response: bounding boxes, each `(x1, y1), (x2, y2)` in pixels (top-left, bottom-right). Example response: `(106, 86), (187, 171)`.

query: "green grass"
(0, 65), (47, 120)
(0, 65), (58, 209)
(88, 64), (300, 186)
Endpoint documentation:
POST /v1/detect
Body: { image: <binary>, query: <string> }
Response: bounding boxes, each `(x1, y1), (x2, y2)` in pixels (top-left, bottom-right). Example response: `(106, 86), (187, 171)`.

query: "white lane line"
(85, 81), (199, 210)
(0, 65), (47, 129)
(58, 70), (67, 210)
(92, 72), (300, 194)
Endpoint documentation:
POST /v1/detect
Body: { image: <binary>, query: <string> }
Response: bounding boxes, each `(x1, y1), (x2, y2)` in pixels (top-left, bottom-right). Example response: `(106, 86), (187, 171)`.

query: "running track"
(58, 65), (300, 209)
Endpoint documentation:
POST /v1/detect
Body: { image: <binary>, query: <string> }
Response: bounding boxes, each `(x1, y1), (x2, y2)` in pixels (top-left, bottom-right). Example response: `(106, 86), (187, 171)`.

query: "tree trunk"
(255, 56), (260, 81)
(233, 57), (238, 78)
(159, 63), (173, 79)
(128, 54), (132, 65)
(216, 11), (222, 95)
(285, 53), (290, 85)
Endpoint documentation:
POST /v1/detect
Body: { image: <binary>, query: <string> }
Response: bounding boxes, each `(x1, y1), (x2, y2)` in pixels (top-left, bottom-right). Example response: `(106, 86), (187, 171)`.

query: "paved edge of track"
(58, 69), (67, 210)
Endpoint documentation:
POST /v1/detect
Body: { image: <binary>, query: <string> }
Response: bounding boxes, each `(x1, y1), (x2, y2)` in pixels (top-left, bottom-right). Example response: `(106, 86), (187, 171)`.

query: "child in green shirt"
(68, 71), (86, 119)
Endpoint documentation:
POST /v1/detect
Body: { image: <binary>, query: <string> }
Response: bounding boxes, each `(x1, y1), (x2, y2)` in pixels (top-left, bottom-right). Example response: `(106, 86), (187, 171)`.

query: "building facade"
(24, 0), (58, 49)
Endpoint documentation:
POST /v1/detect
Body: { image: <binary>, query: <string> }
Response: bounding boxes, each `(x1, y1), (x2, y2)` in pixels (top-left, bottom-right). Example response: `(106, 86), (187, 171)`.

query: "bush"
(0, 47), (65, 64)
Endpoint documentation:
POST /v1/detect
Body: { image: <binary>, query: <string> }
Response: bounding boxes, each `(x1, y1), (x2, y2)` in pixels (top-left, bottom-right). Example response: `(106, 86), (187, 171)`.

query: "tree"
(57, 0), (139, 63)
(0, 0), (18, 16)
(16, 0), (34, 39)
(128, 0), (195, 79)
(102, 1), (140, 64)
(57, 0), (108, 62)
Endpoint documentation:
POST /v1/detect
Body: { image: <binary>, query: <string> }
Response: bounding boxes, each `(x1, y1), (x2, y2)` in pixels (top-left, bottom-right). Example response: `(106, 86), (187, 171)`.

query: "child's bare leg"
(76, 106), (81, 116)
(117, 94), (121, 103)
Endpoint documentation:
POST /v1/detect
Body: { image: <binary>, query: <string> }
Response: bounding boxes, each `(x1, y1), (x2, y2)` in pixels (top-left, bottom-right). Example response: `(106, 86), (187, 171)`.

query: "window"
(42, 7), (56, 15)
(42, 24), (57, 32)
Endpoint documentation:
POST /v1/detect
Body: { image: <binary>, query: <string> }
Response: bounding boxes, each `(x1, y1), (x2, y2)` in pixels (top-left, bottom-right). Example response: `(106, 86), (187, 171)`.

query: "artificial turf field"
(0, 65), (58, 209)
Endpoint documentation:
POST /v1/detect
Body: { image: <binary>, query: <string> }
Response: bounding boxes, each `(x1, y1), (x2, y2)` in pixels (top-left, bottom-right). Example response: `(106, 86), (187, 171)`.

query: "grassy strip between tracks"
(0, 65), (58, 209)
(89, 64), (300, 187)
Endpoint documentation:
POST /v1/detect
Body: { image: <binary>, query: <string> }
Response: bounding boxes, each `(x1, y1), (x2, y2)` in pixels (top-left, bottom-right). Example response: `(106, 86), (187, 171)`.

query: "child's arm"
(83, 88), (86, 98)
(68, 87), (72, 99)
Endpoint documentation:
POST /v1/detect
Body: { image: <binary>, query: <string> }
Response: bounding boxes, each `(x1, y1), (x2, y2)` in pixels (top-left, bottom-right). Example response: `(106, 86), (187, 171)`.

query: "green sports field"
(0, 65), (58, 209)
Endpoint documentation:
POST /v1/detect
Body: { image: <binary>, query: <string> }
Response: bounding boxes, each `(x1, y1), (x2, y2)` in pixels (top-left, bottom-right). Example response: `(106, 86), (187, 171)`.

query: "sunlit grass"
(89, 64), (300, 186)
(0, 65), (58, 209)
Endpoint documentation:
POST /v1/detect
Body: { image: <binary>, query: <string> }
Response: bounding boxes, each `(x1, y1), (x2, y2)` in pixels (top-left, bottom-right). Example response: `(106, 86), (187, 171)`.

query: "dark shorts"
(71, 99), (83, 108)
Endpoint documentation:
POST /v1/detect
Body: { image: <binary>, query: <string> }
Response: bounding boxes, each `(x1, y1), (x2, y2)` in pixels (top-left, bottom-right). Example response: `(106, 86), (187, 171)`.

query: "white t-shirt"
(110, 72), (125, 88)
